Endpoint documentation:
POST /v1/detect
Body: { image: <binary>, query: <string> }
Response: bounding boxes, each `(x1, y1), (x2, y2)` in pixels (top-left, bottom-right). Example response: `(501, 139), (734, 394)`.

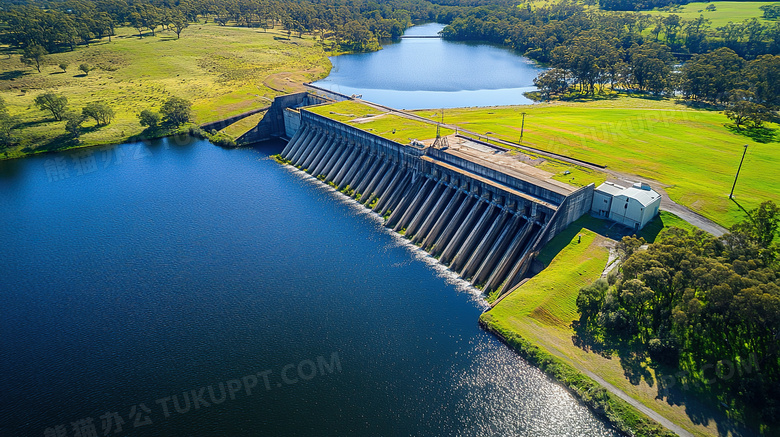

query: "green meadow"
(0, 23), (331, 159)
(415, 98), (780, 228)
(638, 1), (776, 28)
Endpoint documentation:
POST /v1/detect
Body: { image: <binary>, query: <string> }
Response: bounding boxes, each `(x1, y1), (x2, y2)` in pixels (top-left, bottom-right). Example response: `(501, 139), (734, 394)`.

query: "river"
(312, 23), (544, 109)
(0, 137), (618, 436)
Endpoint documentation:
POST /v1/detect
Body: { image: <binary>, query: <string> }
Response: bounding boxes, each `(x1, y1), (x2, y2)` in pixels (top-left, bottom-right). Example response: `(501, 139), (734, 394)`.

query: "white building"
(591, 182), (661, 230)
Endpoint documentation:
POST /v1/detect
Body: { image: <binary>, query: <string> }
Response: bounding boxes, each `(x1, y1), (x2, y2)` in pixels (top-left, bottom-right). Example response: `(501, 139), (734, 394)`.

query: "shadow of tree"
(673, 99), (724, 111)
(0, 70), (26, 81)
(725, 124), (777, 143)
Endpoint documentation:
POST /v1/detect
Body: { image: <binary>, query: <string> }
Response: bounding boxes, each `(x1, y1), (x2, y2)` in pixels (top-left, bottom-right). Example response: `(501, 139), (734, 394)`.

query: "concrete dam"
(246, 92), (594, 296)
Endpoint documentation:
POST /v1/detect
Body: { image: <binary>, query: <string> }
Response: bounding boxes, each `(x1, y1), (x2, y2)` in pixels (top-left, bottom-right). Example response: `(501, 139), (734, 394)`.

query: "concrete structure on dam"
(244, 92), (595, 296)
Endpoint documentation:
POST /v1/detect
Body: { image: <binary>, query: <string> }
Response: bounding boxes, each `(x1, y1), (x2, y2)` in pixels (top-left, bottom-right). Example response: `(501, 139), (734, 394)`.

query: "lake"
(0, 138), (618, 436)
(312, 23), (544, 109)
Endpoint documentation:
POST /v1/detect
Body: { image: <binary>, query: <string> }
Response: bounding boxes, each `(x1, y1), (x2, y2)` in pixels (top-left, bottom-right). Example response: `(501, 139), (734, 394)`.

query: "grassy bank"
(415, 97), (780, 228)
(482, 215), (741, 436)
(0, 23), (331, 159)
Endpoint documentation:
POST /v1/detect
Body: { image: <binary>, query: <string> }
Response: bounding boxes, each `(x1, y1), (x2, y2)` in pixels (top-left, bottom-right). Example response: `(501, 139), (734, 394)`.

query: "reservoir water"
(312, 23), (544, 109)
(0, 138), (618, 436)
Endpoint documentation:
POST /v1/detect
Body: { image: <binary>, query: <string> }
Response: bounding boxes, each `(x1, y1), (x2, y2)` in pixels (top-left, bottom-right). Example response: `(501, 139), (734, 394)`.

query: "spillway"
(248, 92), (594, 297)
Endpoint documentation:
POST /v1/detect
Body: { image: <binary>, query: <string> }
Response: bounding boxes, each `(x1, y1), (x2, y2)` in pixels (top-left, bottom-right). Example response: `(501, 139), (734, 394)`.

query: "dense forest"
(577, 201), (780, 430)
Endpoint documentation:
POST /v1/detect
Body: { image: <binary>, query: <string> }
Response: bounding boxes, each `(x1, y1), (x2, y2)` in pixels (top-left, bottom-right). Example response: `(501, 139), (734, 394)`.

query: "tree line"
(0, 0), (468, 54)
(576, 201), (780, 430)
(442, 1), (780, 61)
(534, 42), (780, 128)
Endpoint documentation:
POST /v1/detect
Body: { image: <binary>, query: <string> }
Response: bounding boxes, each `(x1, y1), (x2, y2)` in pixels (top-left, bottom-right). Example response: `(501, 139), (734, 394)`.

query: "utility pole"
(729, 144), (748, 199)
(520, 112), (527, 142)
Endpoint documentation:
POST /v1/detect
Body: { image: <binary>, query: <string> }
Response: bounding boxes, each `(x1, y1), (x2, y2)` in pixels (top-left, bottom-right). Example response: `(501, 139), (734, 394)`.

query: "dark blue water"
(0, 138), (617, 436)
(312, 23), (544, 109)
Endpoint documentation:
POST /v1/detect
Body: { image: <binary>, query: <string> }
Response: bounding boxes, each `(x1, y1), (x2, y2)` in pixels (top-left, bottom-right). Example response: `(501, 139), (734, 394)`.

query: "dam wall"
(274, 99), (594, 296)
(238, 92), (331, 144)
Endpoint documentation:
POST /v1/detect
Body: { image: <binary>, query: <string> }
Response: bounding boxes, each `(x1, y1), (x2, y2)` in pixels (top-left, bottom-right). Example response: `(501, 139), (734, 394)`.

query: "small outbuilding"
(591, 182), (661, 230)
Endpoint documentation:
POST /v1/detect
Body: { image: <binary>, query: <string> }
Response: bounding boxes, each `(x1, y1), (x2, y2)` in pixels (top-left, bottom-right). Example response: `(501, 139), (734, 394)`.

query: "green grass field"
(413, 97), (780, 228)
(0, 23), (331, 159)
(638, 1), (775, 28)
(483, 215), (730, 436)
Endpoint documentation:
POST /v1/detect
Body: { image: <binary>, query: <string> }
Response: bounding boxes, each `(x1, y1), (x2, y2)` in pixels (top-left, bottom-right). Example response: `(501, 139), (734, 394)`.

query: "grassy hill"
(0, 23), (331, 159)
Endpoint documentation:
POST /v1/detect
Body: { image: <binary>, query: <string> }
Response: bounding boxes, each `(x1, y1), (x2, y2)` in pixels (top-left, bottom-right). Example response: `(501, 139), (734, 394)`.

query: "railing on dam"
(276, 108), (594, 296)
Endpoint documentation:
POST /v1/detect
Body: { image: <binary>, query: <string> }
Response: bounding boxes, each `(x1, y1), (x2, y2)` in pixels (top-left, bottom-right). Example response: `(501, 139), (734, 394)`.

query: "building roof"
(616, 186), (662, 207)
(595, 182), (627, 196)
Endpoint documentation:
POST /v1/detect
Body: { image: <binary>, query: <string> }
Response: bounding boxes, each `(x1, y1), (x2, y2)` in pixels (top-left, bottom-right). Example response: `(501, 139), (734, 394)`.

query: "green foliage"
(187, 125), (236, 148)
(576, 201), (780, 430)
(59, 62), (69, 73)
(21, 44), (47, 73)
(681, 48), (745, 104)
(138, 109), (160, 128)
(724, 90), (769, 129)
(0, 97), (17, 147)
(533, 68), (568, 99)
(82, 102), (114, 126)
(160, 97), (193, 126)
(33, 92), (68, 121)
(760, 4), (780, 20)
(78, 63), (92, 75)
(170, 11), (189, 39)
(63, 111), (86, 137)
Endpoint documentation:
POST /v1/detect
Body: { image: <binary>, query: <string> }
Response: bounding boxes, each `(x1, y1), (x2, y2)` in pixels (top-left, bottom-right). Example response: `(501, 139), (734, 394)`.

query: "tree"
(746, 55), (780, 108)
(21, 44), (48, 73)
(171, 11), (189, 39)
(760, 4), (780, 21)
(82, 102), (114, 126)
(138, 109), (160, 128)
(0, 97), (17, 147)
(130, 12), (145, 38)
(160, 97), (192, 126)
(79, 64), (92, 75)
(533, 68), (569, 99)
(731, 201), (780, 249)
(725, 90), (769, 129)
(63, 111), (86, 137)
(681, 48), (744, 103)
(59, 62), (69, 73)
(34, 92), (68, 121)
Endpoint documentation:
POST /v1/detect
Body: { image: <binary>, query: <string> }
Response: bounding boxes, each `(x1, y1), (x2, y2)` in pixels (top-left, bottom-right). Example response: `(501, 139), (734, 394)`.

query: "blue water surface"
(312, 23), (544, 109)
(0, 138), (617, 436)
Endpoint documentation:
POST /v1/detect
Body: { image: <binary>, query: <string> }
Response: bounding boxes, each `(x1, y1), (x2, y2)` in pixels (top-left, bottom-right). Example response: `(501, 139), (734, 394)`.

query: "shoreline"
(478, 316), (679, 437)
